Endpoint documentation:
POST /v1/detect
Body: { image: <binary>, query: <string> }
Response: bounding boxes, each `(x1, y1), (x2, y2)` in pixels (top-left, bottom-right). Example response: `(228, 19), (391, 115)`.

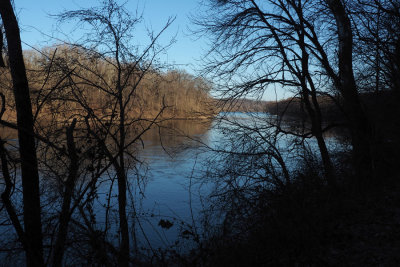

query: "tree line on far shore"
(0, 46), (213, 124)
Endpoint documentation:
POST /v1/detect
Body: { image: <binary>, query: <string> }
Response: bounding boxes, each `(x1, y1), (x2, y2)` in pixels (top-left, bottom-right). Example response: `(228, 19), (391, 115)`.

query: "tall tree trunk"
(0, 1), (44, 266)
(116, 167), (129, 267)
(325, 0), (374, 180)
(52, 119), (78, 267)
(117, 67), (129, 266)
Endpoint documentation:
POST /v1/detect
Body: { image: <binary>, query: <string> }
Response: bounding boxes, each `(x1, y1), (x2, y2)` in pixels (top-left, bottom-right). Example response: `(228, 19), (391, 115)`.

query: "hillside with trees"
(0, 46), (214, 124)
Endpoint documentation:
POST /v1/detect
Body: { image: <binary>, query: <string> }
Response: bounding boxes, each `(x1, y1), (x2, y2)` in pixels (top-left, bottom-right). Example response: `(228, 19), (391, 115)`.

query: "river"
(0, 112), (346, 262)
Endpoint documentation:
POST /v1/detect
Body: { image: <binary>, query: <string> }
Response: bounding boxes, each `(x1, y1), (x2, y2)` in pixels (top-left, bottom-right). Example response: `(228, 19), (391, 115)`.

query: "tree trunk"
(0, 1), (44, 266)
(52, 119), (78, 267)
(325, 0), (374, 180)
(117, 67), (129, 266)
(116, 167), (129, 267)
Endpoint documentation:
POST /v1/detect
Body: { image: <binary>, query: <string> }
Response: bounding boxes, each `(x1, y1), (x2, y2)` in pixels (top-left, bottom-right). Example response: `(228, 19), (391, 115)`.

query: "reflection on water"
(0, 119), (215, 260)
(0, 113), (346, 262)
(140, 119), (212, 150)
(132, 119), (214, 249)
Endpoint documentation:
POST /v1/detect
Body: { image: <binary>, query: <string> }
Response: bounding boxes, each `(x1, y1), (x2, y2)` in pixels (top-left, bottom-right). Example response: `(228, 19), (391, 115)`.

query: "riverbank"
(163, 158), (400, 266)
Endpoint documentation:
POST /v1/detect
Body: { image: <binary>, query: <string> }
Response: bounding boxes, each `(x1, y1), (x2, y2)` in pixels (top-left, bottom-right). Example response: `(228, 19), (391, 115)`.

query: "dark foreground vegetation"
(176, 172), (400, 266)
(1, 0), (400, 266)
(173, 0), (400, 266)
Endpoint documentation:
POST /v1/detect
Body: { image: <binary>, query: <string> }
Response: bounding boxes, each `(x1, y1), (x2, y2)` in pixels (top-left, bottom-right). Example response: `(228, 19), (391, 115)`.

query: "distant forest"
(0, 46), (213, 122)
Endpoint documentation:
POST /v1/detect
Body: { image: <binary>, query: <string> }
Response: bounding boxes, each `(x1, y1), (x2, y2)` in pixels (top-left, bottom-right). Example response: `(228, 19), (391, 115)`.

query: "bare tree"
(194, 0), (342, 185)
(55, 1), (174, 265)
(352, 0), (400, 94)
(0, 1), (44, 265)
(324, 0), (375, 180)
(194, 0), (384, 184)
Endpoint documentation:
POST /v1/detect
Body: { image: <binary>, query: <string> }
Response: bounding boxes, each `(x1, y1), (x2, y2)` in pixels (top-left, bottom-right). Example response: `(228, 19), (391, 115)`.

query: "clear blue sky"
(15, 0), (204, 73)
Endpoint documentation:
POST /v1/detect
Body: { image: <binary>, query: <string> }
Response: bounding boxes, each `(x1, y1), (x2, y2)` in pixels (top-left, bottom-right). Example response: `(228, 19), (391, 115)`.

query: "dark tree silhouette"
(195, 0), (381, 184)
(325, 0), (374, 180)
(0, 1), (44, 266)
